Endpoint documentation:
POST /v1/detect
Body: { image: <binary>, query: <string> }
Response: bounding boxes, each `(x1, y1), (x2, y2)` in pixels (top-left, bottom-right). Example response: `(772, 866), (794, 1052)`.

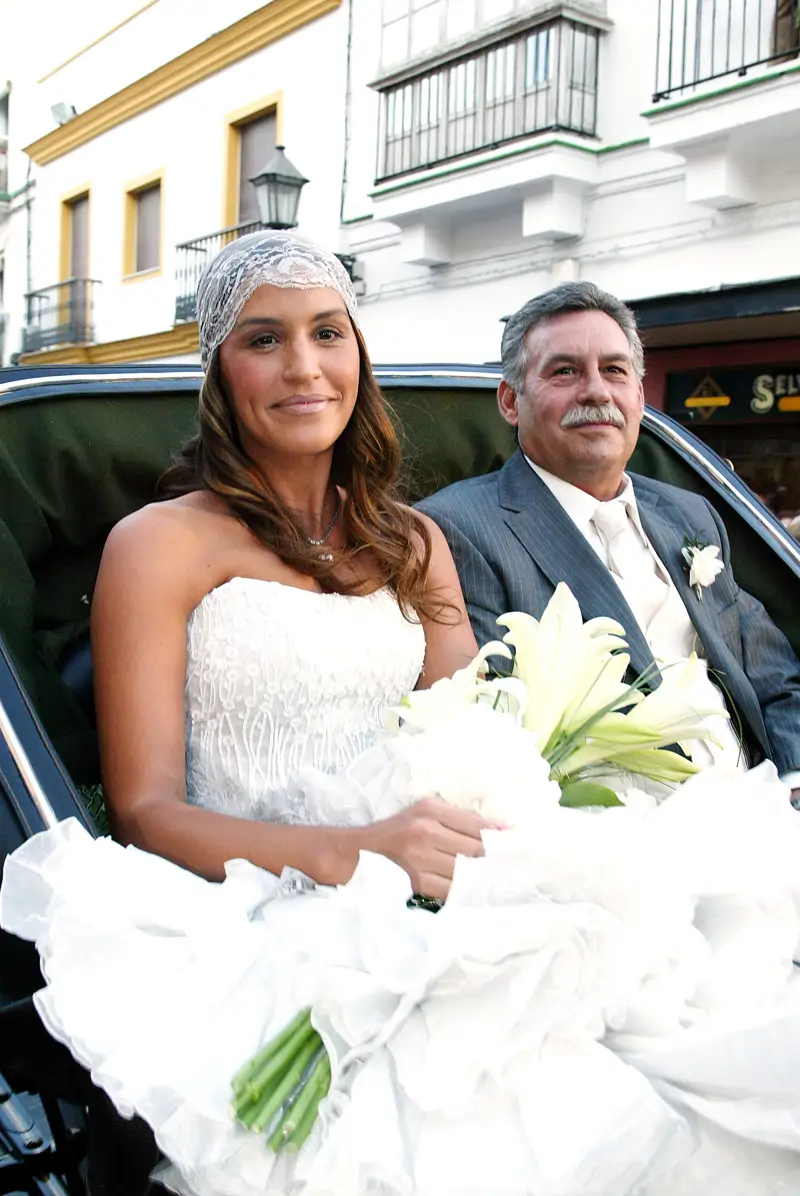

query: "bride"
(3, 231), (800, 1196)
(78, 230), (491, 898)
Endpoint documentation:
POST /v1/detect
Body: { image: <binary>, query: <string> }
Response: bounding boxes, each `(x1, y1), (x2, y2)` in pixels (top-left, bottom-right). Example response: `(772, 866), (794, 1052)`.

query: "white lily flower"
(614, 654), (727, 745)
(498, 584), (632, 752)
(559, 655), (725, 778)
(388, 640), (516, 731)
(559, 651), (643, 739)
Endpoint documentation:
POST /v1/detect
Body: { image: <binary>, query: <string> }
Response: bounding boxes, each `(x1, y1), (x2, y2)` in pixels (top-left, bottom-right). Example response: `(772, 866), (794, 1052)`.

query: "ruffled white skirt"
(4, 763), (800, 1196)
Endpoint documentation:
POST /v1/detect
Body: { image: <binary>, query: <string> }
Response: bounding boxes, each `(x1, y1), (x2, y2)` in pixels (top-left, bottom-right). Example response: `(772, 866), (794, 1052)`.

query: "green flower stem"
(283, 1094), (323, 1154)
(247, 1034), (322, 1136)
(239, 1011), (316, 1107)
(234, 1097), (264, 1131)
(274, 1052), (331, 1154)
(285, 1056), (332, 1154)
(266, 1049), (326, 1150)
(232, 1008), (310, 1095)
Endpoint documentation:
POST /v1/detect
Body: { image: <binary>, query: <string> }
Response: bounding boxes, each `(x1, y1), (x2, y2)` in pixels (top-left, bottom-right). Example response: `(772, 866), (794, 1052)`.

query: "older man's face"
(498, 310), (645, 498)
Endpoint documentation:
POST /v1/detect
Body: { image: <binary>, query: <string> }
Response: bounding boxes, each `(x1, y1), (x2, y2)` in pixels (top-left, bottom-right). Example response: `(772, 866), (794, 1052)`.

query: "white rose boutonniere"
(681, 535), (725, 600)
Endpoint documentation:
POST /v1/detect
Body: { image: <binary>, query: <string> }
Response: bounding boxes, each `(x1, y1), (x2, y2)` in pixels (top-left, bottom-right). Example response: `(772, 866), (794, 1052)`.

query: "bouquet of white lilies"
(232, 582), (726, 1153)
(387, 580), (724, 818)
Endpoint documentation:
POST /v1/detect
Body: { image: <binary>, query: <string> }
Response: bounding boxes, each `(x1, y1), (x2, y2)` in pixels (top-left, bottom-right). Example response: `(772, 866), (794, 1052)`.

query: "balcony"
(377, 18), (599, 181)
(653, 0), (799, 102)
(174, 223), (363, 325)
(368, 18), (603, 259)
(174, 220), (266, 324)
(21, 280), (100, 354)
(646, 1), (800, 208)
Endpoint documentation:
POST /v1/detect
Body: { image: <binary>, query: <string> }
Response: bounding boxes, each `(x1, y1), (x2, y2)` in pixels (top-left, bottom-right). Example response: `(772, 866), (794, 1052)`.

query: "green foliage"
(559, 781), (623, 809)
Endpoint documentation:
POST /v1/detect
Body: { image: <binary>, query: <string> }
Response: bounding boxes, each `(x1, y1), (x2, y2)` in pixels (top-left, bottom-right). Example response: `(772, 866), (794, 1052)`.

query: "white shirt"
(525, 458), (750, 776)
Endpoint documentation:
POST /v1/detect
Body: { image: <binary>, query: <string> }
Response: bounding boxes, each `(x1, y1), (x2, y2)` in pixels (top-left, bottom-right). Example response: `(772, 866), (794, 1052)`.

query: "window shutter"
(70, 196), (89, 278)
(135, 184), (161, 272)
(237, 113), (276, 224)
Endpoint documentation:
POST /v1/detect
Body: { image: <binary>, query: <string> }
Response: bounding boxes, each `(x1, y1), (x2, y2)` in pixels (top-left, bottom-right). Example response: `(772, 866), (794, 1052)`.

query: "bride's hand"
(365, 798), (496, 901)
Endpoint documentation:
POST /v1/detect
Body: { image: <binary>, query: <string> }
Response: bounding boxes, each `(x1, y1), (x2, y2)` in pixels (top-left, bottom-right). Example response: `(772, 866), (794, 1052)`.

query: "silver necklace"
(306, 491), (341, 562)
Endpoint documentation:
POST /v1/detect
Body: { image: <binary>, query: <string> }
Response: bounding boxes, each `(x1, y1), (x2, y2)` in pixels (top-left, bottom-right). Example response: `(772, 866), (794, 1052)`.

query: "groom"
(418, 282), (800, 797)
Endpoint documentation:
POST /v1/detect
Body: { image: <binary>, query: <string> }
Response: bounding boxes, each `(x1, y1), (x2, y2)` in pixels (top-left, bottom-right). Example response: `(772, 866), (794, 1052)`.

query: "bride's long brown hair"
(159, 323), (448, 622)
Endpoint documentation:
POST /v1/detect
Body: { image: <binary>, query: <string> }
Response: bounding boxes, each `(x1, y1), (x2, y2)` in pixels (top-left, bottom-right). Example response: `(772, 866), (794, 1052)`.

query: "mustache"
(561, 404), (626, 429)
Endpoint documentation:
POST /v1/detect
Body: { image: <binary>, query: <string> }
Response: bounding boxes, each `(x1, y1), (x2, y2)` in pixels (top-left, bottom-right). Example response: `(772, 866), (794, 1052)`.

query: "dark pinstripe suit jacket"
(418, 449), (800, 774)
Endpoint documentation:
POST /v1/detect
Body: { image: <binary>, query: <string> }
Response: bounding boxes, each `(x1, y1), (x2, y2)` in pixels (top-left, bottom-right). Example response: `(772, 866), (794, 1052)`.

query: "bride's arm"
(412, 513), (480, 687)
(91, 507), (372, 884)
(92, 508), (489, 895)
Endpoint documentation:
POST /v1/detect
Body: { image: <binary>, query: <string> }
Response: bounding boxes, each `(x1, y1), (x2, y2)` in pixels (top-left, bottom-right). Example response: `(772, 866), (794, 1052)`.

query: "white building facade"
(0, 0), (350, 365)
(1, 0), (799, 505)
(343, 0), (800, 358)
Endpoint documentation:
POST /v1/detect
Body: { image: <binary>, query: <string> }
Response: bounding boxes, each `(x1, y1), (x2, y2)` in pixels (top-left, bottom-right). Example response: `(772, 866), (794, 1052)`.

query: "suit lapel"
(498, 453), (658, 679)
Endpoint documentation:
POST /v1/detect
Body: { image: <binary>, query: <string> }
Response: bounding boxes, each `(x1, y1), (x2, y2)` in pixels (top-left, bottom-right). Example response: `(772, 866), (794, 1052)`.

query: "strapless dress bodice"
(184, 578), (426, 825)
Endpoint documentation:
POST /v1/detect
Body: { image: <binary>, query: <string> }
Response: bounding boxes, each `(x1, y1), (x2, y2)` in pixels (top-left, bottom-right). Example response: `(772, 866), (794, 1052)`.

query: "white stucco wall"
(354, 147), (800, 364)
(2, 0), (799, 367)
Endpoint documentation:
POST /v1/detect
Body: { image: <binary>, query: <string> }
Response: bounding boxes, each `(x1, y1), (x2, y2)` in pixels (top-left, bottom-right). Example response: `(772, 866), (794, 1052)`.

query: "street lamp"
(250, 146), (309, 230)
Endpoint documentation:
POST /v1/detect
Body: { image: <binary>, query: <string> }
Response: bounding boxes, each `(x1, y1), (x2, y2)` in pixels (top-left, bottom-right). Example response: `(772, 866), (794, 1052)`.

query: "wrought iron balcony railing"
(377, 18), (599, 181)
(174, 220), (267, 324)
(21, 279), (99, 355)
(653, 0), (800, 102)
(174, 224), (361, 324)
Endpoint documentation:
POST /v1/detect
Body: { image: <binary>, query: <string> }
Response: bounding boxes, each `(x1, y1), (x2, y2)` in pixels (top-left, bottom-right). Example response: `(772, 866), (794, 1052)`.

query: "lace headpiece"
(196, 230), (360, 369)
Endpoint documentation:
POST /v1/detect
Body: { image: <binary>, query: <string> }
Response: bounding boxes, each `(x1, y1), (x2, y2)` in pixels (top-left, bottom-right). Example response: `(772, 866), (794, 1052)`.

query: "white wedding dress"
(3, 578), (800, 1196)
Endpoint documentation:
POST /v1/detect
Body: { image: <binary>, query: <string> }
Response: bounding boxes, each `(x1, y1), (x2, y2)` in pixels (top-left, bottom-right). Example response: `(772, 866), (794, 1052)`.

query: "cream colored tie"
(591, 500), (641, 581)
(591, 500), (669, 633)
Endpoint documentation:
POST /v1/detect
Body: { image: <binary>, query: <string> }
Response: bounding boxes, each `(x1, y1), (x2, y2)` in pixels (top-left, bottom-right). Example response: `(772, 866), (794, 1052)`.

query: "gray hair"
(500, 281), (645, 390)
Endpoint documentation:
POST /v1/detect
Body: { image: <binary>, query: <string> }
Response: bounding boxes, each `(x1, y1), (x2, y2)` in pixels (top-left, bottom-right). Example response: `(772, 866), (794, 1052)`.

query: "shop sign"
(666, 366), (800, 423)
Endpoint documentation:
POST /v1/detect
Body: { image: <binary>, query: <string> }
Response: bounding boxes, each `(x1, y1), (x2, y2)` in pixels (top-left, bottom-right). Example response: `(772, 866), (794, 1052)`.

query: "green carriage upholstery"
(0, 376), (797, 791)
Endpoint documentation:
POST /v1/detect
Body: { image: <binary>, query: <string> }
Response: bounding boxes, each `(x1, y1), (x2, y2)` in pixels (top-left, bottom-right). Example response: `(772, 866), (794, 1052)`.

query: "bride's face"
(218, 284), (360, 464)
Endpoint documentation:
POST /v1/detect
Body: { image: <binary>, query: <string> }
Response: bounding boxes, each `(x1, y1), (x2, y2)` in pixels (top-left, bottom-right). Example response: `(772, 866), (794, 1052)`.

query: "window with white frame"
(382, 0), (440, 69)
(381, 0), (559, 69)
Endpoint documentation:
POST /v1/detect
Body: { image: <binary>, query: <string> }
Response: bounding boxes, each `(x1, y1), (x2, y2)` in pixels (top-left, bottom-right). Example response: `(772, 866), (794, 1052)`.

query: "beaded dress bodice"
(184, 579), (426, 825)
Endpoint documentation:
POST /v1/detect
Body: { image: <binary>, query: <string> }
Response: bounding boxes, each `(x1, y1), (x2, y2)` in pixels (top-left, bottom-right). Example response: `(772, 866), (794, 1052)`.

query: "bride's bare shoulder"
(105, 491), (226, 550)
(97, 492), (236, 605)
